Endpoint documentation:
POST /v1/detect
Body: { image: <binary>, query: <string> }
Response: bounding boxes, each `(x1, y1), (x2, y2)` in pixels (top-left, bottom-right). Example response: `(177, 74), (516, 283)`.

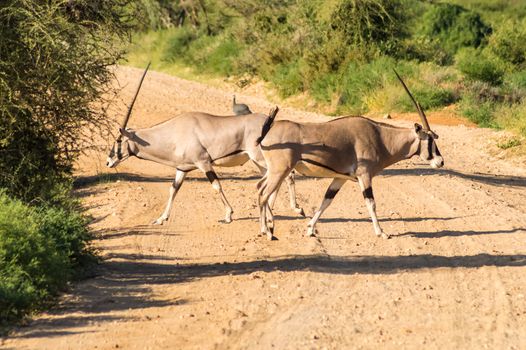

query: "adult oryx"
(106, 66), (304, 225)
(256, 70), (444, 240)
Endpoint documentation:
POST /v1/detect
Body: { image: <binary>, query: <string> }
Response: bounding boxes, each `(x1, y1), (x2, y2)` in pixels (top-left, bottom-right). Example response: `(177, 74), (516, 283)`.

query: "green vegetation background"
(127, 0), (526, 141)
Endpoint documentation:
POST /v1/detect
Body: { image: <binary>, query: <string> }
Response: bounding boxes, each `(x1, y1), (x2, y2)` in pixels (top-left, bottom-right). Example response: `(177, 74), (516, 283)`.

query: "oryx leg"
(253, 160), (304, 216)
(253, 162), (277, 220)
(357, 175), (390, 239)
(199, 163), (234, 223)
(306, 178), (346, 237)
(153, 169), (187, 225)
(285, 170), (305, 216)
(258, 169), (291, 240)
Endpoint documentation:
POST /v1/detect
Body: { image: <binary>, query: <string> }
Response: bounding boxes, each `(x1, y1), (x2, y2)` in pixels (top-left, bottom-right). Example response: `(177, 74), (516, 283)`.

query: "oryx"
(106, 65), (304, 225)
(256, 70), (444, 240)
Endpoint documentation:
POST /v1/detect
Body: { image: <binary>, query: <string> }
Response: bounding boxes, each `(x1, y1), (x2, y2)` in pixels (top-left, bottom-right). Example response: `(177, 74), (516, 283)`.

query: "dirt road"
(3, 67), (526, 350)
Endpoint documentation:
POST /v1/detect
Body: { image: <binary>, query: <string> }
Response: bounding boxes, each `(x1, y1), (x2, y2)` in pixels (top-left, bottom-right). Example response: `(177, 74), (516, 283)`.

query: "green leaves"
(0, 0), (131, 204)
(0, 191), (90, 326)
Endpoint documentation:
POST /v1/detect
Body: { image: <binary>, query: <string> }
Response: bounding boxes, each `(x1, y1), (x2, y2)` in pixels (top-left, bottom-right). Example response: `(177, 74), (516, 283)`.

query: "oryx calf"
(106, 67), (304, 225)
(256, 71), (444, 240)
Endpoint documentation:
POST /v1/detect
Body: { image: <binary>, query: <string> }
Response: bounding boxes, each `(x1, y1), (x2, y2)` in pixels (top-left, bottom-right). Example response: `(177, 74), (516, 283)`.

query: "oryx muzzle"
(107, 62), (150, 168)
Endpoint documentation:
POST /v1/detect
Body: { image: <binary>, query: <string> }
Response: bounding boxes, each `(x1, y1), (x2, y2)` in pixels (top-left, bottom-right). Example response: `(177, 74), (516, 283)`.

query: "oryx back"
(262, 117), (393, 180)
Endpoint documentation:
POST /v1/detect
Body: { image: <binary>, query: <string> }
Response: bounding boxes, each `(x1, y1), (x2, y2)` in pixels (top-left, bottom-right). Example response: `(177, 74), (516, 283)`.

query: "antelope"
(256, 70), (444, 240)
(232, 95), (252, 115)
(106, 65), (304, 225)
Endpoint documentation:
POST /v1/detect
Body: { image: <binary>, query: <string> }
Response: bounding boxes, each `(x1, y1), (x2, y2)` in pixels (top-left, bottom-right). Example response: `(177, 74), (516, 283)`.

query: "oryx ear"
(414, 123), (422, 133)
(431, 131), (439, 139)
(119, 128), (135, 139)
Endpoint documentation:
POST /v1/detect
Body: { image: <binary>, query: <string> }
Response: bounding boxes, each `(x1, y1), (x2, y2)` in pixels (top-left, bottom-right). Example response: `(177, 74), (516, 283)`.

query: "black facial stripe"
(433, 142), (441, 157)
(427, 137), (433, 160)
(127, 141), (135, 157)
(325, 187), (339, 199)
(205, 171), (218, 183)
(362, 187), (374, 199)
(116, 140), (123, 160)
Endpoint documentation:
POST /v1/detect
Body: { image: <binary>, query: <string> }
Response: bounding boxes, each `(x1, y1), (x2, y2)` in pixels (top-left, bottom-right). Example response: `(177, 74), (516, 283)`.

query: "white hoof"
(152, 218), (166, 225)
(376, 231), (391, 239)
(223, 211), (233, 224)
(295, 207), (306, 217)
(306, 226), (317, 237)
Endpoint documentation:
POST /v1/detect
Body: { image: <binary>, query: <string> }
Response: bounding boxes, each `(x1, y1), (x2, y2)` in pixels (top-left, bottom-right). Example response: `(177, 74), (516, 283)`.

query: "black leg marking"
(362, 187), (374, 199)
(205, 171), (218, 183)
(325, 187), (340, 199)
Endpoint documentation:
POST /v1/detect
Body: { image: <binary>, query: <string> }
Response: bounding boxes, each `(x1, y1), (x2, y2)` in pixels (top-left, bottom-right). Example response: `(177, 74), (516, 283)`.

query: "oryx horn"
(393, 69), (431, 132)
(120, 62), (151, 130)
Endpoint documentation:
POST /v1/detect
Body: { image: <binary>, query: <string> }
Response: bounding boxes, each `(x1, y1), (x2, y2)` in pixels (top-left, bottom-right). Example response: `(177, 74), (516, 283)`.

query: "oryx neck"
(380, 126), (420, 165)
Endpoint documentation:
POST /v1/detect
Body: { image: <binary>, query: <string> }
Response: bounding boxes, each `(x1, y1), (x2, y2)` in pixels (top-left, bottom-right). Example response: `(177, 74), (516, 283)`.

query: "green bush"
(460, 92), (498, 128)
(505, 70), (526, 90)
(269, 62), (304, 98)
(337, 57), (414, 113)
(0, 192), (90, 326)
(420, 3), (491, 54)
(162, 27), (197, 62)
(456, 48), (505, 85)
(397, 85), (457, 112)
(0, 0), (132, 204)
(197, 37), (241, 76)
(330, 0), (408, 55)
(488, 19), (526, 68)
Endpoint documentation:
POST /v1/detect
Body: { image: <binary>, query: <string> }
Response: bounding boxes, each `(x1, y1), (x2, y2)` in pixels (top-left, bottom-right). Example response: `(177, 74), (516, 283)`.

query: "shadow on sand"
(10, 249), (525, 340)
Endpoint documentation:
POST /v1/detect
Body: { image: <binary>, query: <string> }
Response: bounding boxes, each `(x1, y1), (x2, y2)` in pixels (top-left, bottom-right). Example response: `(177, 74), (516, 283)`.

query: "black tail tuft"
(256, 106), (279, 145)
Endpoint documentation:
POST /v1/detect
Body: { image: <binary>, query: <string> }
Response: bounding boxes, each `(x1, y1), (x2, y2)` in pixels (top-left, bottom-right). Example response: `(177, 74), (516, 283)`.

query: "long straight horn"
(120, 62), (151, 130)
(393, 69), (431, 131)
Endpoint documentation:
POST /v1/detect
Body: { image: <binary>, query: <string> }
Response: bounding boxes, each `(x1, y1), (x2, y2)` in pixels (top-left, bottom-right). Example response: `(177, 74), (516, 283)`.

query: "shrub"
(459, 92), (498, 128)
(330, 0), (408, 55)
(269, 62), (304, 98)
(488, 19), (526, 68)
(0, 0), (132, 204)
(162, 27), (197, 62)
(494, 103), (526, 137)
(0, 192), (91, 326)
(397, 85), (456, 112)
(420, 3), (491, 54)
(456, 48), (505, 85)
(198, 37), (241, 76)
(336, 57), (415, 113)
(505, 70), (526, 90)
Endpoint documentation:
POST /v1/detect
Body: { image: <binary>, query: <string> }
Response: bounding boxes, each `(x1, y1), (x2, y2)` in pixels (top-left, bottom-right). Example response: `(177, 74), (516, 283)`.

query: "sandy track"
(2, 67), (526, 350)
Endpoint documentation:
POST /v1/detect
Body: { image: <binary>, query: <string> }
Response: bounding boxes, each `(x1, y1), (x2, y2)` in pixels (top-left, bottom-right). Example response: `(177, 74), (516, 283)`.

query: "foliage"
(0, 0), (132, 204)
(497, 138), (521, 150)
(488, 19), (526, 68)
(0, 192), (91, 326)
(329, 0), (408, 56)
(126, 0), (526, 138)
(419, 3), (491, 55)
(456, 48), (505, 85)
